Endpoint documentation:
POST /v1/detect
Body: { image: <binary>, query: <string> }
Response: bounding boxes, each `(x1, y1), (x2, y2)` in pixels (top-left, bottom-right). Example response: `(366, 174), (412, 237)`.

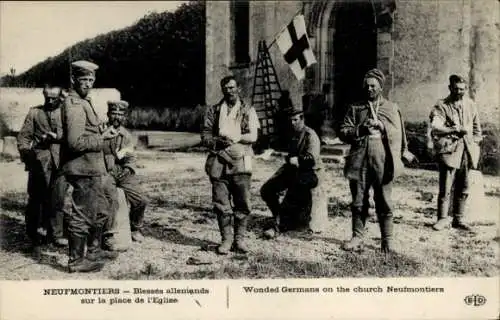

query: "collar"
(68, 89), (92, 102)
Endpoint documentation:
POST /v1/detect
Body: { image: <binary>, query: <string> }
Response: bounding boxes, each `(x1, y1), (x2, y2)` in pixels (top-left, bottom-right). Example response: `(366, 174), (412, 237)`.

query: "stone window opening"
(231, 0), (250, 66)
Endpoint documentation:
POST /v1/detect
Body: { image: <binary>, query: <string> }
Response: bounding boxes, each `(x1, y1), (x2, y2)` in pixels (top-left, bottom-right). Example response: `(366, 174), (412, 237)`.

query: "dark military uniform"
(59, 67), (119, 272)
(17, 103), (66, 245)
(261, 125), (322, 233)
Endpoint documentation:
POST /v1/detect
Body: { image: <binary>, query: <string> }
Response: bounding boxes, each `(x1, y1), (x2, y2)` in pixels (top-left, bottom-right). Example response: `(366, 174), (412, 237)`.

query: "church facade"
(205, 0), (499, 124)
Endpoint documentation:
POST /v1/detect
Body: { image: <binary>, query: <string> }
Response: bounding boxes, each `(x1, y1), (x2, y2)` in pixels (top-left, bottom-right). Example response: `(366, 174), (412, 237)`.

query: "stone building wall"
(206, 0), (499, 123)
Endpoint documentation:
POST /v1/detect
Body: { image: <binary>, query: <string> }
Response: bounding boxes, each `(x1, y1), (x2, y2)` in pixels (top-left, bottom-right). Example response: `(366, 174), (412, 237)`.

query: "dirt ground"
(0, 150), (498, 280)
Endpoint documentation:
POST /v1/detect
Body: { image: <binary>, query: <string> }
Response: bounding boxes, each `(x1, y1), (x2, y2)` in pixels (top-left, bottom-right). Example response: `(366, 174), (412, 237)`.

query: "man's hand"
(116, 167), (132, 180)
(216, 136), (233, 149)
(116, 146), (134, 160)
(457, 125), (468, 136)
(102, 127), (119, 140)
(366, 118), (384, 130)
(289, 156), (299, 167)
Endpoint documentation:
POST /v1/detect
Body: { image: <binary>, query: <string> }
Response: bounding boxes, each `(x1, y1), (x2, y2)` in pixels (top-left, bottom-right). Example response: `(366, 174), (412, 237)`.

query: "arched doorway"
(333, 2), (377, 125)
(307, 0), (380, 130)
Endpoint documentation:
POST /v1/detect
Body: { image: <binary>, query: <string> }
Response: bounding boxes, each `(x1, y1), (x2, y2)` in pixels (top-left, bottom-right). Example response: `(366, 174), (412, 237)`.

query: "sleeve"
(64, 102), (104, 152)
(201, 105), (216, 149)
(299, 131), (321, 169)
(471, 103), (482, 142)
(338, 105), (360, 144)
(17, 110), (35, 162)
(118, 129), (137, 173)
(429, 102), (448, 133)
(240, 107), (259, 144)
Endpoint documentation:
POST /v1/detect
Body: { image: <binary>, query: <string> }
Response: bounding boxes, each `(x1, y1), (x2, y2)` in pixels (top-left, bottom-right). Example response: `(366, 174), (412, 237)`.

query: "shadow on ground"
(110, 246), (423, 279)
(0, 214), (67, 273)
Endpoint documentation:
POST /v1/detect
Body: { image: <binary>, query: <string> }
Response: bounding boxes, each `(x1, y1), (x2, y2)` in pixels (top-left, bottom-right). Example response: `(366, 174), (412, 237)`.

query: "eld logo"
(464, 294), (487, 306)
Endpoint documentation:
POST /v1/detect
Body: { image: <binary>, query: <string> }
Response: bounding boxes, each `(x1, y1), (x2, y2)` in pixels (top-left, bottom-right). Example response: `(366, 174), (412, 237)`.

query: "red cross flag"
(275, 14), (317, 81)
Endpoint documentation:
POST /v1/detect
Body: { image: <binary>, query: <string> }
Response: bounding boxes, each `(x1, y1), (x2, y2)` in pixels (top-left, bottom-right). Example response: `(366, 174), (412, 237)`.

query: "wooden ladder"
(251, 40), (282, 140)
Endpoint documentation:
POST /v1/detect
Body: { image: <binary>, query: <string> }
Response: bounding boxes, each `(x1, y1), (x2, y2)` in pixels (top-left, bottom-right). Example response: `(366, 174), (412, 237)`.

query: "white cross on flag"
(275, 14), (317, 81)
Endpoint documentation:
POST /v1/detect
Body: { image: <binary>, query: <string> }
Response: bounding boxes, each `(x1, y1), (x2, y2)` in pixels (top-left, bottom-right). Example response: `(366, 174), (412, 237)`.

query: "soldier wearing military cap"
(429, 74), (482, 231)
(17, 85), (68, 257)
(101, 100), (148, 246)
(59, 60), (120, 273)
(260, 103), (323, 239)
(338, 68), (412, 254)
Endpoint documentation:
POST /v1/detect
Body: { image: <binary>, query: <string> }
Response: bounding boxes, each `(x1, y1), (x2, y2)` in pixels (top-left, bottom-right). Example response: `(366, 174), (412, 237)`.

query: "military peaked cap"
(71, 60), (99, 77)
(107, 100), (129, 114)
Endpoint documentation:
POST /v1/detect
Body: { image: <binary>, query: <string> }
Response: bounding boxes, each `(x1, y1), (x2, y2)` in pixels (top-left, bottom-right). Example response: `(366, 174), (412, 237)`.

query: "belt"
(368, 134), (382, 139)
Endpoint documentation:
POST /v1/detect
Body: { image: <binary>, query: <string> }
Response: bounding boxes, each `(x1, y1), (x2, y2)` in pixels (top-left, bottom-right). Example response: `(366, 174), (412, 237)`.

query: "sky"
(0, 1), (185, 75)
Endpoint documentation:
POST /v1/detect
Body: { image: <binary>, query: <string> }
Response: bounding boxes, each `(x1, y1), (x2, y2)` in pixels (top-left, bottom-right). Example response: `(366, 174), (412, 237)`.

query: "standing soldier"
(201, 76), (260, 255)
(260, 104), (323, 239)
(59, 60), (119, 273)
(102, 100), (148, 245)
(338, 69), (410, 254)
(17, 85), (68, 256)
(429, 75), (482, 231)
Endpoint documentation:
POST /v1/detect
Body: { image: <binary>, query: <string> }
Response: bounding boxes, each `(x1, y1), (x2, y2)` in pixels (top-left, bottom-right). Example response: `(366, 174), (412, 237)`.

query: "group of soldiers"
(16, 60), (481, 272)
(17, 60), (147, 273)
(202, 69), (481, 256)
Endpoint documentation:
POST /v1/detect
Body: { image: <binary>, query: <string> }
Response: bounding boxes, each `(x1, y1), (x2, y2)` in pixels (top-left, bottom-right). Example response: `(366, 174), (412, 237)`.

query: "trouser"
(211, 173), (251, 219)
(260, 165), (313, 231)
(107, 171), (147, 232)
(25, 170), (46, 244)
(65, 175), (116, 238)
(50, 174), (71, 240)
(349, 136), (393, 240)
(437, 151), (469, 221)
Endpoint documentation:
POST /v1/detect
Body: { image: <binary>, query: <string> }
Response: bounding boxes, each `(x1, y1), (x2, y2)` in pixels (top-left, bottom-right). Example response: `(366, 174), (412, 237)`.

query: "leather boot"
(342, 207), (365, 251)
(452, 195), (472, 231)
(86, 227), (119, 262)
(216, 213), (233, 255)
(68, 235), (104, 273)
(232, 214), (249, 253)
(434, 195), (451, 231)
(379, 214), (394, 254)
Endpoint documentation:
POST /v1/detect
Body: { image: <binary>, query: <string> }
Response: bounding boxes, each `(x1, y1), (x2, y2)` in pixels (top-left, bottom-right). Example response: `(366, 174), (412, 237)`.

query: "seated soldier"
(101, 100), (148, 250)
(260, 104), (323, 239)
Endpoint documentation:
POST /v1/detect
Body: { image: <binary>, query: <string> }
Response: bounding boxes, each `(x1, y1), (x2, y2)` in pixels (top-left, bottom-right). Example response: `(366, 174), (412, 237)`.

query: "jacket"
(17, 105), (63, 184)
(429, 96), (482, 169)
(339, 97), (407, 184)
(102, 126), (137, 176)
(59, 89), (107, 176)
(201, 98), (257, 177)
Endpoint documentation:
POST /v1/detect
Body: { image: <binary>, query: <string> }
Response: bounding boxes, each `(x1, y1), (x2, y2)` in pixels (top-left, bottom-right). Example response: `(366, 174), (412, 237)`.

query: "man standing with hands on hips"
(201, 76), (260, 255)
(339, 69), (411, 255)
(59, 60), (120, 273)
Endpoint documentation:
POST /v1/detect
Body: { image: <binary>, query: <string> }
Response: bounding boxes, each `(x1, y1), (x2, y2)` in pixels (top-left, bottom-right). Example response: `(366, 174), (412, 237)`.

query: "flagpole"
(267, 7), (304, 50)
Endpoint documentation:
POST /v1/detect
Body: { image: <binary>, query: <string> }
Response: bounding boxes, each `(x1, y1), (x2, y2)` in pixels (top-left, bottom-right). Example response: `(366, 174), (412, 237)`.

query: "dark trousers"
(211, 173), (251, 219)
(437, 151), (469, 220)
(110, 172), (147, 232)
(50, 174), (71, 239)
(349, 136), (393, 239)
(260, 165), (312, 230)
(25, 170), (46, 244)
(25, 169), (66, 244)
(66, 175), (116, 238)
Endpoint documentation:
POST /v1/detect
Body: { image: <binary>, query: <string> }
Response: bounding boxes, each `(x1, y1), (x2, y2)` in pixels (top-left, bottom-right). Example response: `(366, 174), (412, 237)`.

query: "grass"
(0, 150), (498, 280)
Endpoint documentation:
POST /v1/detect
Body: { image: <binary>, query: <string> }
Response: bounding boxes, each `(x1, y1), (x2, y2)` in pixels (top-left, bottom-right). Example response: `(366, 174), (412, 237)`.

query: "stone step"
(321, 144), (350, 156)
(321, 154), (345, 164)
